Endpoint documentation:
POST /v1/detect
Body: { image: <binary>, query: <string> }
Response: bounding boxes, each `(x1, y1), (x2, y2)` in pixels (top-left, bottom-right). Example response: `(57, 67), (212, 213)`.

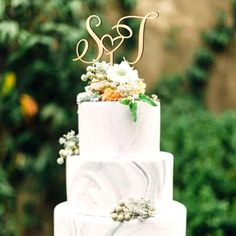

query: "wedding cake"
(54, 60), (187, 236)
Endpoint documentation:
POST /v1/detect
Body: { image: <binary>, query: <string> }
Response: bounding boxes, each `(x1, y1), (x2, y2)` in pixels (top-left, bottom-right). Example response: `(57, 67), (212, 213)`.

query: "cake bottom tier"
(54, 201), (187, 236)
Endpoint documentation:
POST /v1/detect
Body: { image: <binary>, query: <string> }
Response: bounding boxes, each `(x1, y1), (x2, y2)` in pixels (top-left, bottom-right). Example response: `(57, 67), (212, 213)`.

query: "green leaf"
(120, 97), (131, 105)
(0, 167), (14, 197)
(139, 94), (157, 106)
(34, 145), (52, 174)
(0, 2), (6, 19)
(11, 0), (29, 8)
(0, 21), (19, 42)
(129, 101), (137, 122)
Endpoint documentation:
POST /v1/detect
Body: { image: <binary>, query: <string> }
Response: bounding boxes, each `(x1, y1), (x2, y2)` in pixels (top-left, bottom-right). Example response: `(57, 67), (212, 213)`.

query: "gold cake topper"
(73, 12), (159, 65)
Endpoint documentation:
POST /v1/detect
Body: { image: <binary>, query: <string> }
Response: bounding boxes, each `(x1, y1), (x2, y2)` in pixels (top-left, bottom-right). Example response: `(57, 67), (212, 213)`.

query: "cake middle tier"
(78, 101), (160, 157)
(66, 152), (173, 215)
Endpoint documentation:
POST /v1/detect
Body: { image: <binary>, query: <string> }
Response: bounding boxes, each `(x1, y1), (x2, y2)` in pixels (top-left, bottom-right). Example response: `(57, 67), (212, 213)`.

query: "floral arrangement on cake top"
(77, 60), (159, 122)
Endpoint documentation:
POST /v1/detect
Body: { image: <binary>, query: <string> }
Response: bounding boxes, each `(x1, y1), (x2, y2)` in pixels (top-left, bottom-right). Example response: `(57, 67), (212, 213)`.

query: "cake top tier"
(78, 101), (160, 158)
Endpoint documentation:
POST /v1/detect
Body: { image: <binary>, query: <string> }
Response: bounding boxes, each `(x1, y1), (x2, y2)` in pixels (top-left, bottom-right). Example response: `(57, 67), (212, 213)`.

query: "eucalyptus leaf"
(129, 101), (137, 122)
(139, 94), (157, 106)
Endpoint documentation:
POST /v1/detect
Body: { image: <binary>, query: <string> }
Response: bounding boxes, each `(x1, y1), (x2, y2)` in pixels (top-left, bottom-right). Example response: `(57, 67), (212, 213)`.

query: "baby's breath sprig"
(81, 61), (109, 82)
(111, 198), (156, 222)
(126, 197), (156, 221)
(57, 130), (79, 165)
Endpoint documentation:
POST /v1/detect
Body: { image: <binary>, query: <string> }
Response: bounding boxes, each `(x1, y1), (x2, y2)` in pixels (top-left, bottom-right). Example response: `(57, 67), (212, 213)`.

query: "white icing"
(78, 101), (160, 158)
(54, 201), (187, 236)
(66, 153), (173, 215)
(54, 99), (187, 235)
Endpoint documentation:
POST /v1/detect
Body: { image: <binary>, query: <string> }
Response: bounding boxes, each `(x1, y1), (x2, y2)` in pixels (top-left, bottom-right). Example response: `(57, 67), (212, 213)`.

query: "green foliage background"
(0, 0), (236, 235)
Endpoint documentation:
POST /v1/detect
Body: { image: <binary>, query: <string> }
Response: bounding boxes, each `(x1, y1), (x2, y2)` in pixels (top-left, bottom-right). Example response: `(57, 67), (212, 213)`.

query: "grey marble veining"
(54, 201), (187, 236)
(66, 153), (173, 215)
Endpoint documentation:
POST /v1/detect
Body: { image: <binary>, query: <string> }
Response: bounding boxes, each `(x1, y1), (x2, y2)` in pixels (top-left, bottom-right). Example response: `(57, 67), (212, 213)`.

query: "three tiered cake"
(54, 60), (187, 235)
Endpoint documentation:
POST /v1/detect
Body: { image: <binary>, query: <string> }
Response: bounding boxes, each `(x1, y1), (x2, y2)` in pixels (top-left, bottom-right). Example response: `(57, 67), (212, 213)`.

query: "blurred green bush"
(0, 0), (103, 235)
(202, 11), (233, 51)
(160, 97), (236, 236)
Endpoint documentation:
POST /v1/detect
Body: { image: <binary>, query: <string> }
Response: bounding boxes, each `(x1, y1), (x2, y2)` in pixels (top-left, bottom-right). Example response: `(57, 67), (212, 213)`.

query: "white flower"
(96, 73), (104, 80)
(67, 141), (75, 149)
(85, 86), (91, 92)
(81, 74), (88, 81)
(57, 157), (64, 165)
(151, 94), (159, 101)
(86, 65), (93, 72)
(66, 130), (75, 139)
(74, 148), (80, 155)
(59, 137), (66, 145)
(59, 149), (66, 156)
(95, 61), (110, 72)
(107, 61), (139, 84)
(64, 149), (73, 156)
(87, 71), (93, 77)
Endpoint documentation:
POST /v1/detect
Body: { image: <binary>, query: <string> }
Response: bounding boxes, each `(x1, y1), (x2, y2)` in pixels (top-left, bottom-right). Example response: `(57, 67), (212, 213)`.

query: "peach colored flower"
(90, 81), (116, 93)
(101, 88), (124, 101)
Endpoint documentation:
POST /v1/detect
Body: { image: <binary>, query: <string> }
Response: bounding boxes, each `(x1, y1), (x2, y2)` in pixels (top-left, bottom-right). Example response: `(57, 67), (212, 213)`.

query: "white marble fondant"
(54, 201), (187, 236)
(66, 152), (173, 215)
(78, 101), (160, 158)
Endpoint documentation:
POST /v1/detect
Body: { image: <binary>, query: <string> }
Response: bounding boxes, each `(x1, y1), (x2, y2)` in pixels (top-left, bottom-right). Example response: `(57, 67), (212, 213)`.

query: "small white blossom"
(57, 157), (64, 165)
(87, 71), (93, 77)
(67, 141), (75, 149)
(97, 73), (104, 80)
(65, 149), (73, 156)
(65, 131), (74, 140)
(151, 94), (159, 101)
(59, 149), (66, 156)
(94, 61), (110, 72)
(86, 65), (93, 72)
(81, 74), (88, 81)
(74, 148), (80, 155)
(59, 137), (66, 145)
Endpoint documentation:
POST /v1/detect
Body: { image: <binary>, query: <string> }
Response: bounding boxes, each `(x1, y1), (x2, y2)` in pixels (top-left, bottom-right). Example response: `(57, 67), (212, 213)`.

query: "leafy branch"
(120, 94), (158, 122)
